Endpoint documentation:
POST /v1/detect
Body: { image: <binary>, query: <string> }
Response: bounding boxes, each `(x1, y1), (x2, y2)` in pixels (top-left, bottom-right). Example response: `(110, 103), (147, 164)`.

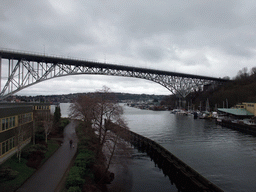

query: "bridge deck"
(0, 49), (227, 82)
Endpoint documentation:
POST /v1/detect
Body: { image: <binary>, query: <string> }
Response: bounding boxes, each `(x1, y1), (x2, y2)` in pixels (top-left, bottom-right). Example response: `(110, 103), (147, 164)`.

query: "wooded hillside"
(161, 67), (256, 111)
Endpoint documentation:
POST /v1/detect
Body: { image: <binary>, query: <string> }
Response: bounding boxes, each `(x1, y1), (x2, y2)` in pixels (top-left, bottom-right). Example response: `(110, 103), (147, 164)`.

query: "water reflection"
(123, 105), (256, 192)
(56, 103), (256, 192)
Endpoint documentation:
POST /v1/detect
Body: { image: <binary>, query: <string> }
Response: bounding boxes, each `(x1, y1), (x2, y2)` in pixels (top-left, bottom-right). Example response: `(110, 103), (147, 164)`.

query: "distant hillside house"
(0, 103), (51, 164)
(218, 102), (256, 119)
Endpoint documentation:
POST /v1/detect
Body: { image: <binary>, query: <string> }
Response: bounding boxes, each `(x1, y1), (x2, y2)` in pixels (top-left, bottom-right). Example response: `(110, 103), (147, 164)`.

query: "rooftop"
(218, 108), (254, 116)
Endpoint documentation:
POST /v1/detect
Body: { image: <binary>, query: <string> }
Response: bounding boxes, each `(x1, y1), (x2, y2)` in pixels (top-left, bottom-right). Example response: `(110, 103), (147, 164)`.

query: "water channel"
(58, 103), (256, 192)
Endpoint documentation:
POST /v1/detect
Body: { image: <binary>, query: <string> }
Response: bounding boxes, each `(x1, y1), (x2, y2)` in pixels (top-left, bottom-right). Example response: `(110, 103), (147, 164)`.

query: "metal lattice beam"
(0, 50), (228, 100)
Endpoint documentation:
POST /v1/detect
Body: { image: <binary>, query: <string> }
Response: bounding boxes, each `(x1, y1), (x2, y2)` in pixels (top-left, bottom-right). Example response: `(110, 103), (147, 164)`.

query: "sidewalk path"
(17, 120), (78, 192)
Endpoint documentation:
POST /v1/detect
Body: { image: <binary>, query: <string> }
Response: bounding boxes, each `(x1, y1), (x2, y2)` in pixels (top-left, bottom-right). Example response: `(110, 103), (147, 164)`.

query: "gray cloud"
(1, 0), (256, 96)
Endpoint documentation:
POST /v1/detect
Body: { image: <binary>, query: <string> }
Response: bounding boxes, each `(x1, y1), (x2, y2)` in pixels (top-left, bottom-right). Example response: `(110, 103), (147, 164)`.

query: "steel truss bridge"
(0, 49), (228, 100)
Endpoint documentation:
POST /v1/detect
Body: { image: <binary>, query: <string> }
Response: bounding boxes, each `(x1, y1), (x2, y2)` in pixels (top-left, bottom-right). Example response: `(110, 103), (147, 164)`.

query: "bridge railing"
(0, 48), (143, 69)
(0, 47), (101, 63)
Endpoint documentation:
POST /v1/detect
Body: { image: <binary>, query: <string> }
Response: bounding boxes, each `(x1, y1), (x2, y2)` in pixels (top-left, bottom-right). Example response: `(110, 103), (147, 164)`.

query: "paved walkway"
(17, 120), (78, 192)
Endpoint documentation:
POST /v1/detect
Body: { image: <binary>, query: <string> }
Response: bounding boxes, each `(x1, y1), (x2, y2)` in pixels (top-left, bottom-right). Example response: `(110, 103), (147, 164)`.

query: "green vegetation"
(54, 105), (62, 124)
(66, 87), (130, 192)
(193, 67), (256, 110)
(0, 140), (59, 192)
(65, 123), (97, 192)
(0, 155), (34, 192)
(161, 67), (256, 111)
(59, 118), (70, 132)
(0, 114), (69, 192)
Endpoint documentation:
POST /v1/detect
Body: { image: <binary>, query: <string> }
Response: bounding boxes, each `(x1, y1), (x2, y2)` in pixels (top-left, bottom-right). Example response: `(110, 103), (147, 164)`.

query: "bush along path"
(0, 117), (70, 192)
(16, 120), (77, 192)
(64, 122), (115, 192)
(0, 140), (59, 192)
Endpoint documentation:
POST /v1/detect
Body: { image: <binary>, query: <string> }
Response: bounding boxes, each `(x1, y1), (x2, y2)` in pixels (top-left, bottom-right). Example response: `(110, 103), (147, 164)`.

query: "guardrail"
(0, 47), (98, 63)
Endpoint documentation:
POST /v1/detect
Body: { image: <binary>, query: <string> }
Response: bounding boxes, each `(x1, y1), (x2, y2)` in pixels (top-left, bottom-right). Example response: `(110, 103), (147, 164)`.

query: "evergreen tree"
(54, 105), (61, 123)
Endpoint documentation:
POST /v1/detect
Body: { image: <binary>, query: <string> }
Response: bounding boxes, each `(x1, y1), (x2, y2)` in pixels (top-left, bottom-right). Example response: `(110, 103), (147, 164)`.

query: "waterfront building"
(217, 102), (256, 119)
(235, 102), (256, 116)
(0, 103), (51, 164)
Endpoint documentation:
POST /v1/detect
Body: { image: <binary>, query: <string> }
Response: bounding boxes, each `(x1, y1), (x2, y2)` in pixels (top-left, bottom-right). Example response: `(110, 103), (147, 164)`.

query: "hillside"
(6, 92), (166, 103)
(161, 67), (256, 111)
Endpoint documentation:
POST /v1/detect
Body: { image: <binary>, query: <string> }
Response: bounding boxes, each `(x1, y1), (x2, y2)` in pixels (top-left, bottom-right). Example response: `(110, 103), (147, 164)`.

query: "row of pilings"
(111, 124), (224, 192)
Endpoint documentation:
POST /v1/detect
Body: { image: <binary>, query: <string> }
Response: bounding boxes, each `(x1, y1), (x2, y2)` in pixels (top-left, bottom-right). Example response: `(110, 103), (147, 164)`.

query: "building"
(235, 102), (256, 116)
(0, 103), (51, 164)
(217, 102), (256, 119)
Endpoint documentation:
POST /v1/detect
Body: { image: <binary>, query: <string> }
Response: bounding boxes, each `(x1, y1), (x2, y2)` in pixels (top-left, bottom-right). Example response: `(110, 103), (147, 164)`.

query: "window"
(9, 137), (14, 150)
(0, 138), (15, 156)
(12, 117), (15, 127)
(9, 117), (13, 128)
(2, 142), (6, 155)
(6, 140), (9, 152)
(2, 119), (6, 131)
(6, 118), (8, 129)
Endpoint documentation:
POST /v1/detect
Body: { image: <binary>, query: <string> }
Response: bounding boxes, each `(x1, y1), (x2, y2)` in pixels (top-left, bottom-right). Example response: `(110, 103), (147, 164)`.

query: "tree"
(15, 124), (23, 163)
(236, 67), (249, 80)
(92, 86), (124, 153)
(251, 67), (256, 75)
(54, 105), (61, 124)
(69, 86), (130, 182)
(69, 95), (96, 131)
(43, 114), (54, 143)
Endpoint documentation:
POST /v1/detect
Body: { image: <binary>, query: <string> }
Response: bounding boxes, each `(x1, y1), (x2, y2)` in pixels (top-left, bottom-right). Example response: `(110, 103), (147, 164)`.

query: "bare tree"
(15, 124), (23, 163)
(236, 67), (249, 80)
(69, 86), (125, 153)
(69, 86), (131, 182)
(251, 67), (256, 75)
(43, 114), (54, 143)
(92, 86), (125, 153)
(69, 95), (98, 141)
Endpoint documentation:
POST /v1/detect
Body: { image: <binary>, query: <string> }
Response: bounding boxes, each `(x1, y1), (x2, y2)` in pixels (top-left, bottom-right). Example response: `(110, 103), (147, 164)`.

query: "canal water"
(57, 103), (256, 192)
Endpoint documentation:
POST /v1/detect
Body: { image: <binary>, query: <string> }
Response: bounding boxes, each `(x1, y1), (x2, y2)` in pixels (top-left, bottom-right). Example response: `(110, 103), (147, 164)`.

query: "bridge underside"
(0, 52), (224, 100)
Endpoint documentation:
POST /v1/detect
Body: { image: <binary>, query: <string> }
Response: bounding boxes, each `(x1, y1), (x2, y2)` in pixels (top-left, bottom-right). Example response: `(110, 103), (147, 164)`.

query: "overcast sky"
(1, 0), (256, 96)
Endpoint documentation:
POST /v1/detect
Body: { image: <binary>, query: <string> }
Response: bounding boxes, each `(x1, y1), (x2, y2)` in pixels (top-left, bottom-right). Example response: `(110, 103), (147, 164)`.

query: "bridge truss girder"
(0, 58), (217, 100)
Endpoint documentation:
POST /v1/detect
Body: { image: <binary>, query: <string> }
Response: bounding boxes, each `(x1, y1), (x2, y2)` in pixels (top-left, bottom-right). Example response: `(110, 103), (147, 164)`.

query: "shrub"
(22, 144), (47, 159)
(0, 167), (19, 181)
(59, 119), (70, 130)
(67, 186), (82, 192)
(65, 175), (85, 189)
(74, 151), (95, 168)
(35, 133), (45, 142)
(26, 150), (45, 169)
(68, 166), (85, 177)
